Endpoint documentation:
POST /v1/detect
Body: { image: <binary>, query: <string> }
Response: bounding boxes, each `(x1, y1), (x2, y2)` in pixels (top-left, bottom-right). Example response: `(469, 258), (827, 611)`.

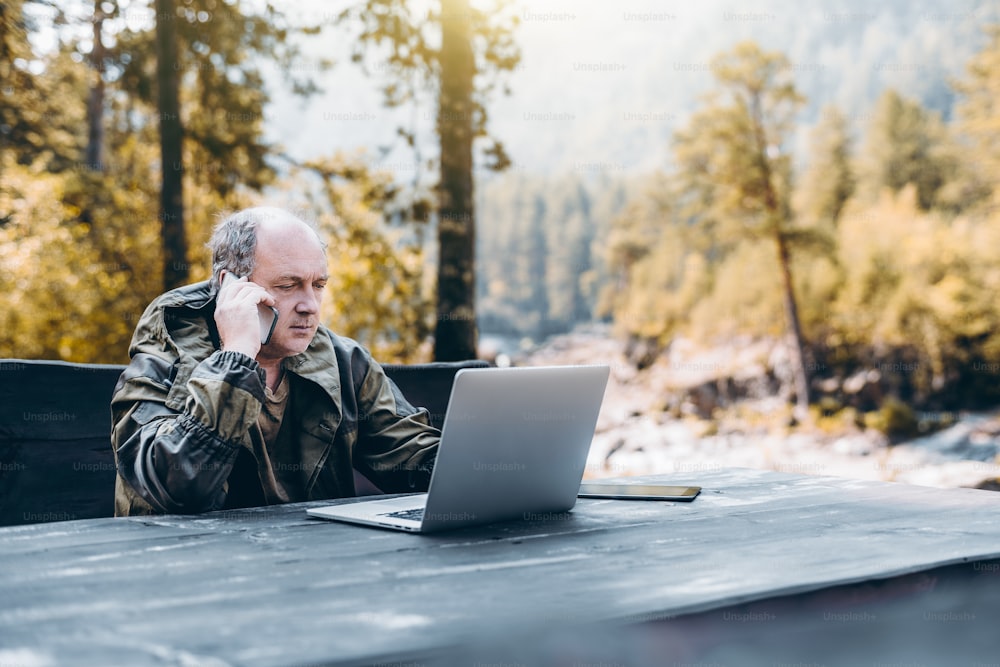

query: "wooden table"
(3, 468), (1000, 666)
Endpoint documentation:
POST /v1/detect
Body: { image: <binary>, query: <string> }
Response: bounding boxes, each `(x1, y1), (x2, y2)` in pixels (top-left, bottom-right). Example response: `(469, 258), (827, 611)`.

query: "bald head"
(255, 210), (323, 249)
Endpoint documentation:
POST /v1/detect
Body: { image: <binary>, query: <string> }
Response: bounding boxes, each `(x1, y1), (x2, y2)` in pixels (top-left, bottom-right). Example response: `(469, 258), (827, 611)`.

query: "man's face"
(249, 220), (329, 362)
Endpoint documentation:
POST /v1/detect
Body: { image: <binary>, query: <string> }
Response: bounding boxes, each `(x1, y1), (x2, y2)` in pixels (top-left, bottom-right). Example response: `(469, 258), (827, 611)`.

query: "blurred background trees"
(337, 0), (520, 360)
(0, 0), (416, 361)
(671, 42), (813, 420)
(2, 0), (1000, 417)
(589, 21), (1000, 412)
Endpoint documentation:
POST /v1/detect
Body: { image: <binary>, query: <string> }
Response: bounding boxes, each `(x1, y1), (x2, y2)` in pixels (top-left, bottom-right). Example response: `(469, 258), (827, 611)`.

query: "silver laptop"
(306, 364), (610, 532)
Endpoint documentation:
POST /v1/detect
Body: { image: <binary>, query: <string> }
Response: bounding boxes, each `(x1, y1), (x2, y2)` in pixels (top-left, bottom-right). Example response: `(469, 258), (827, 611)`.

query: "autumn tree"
(673, 41), (812, 421)
(338, 0), (520, 360)
(948, 23), (1000, 214)
(0, 1), (87, 175)
(116, 0), (326, 290)
(797, 105), (855, 227)
(0, 2), (166, 362)
(0, 0), (327, 360)
(856, 89), (950, 211)
(1, 0), (36, 173)
(593, 170), (716, 363)
(832, 186), (1000, 408)
(282, 153), (434, 362)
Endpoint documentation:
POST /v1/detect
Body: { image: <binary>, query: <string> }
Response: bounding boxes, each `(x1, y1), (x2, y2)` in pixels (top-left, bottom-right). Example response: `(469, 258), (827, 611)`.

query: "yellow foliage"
(832, 186), (1000, 390)
(688, 241), (785, 341)
(611, 231), (709, 342)
(270, 157), (435, 363)
(319, 211), (432, 362)
(0, 159), (155, 362)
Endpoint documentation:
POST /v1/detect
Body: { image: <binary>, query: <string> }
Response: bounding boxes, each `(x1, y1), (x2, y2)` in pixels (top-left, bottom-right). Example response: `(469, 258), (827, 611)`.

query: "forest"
(2, 0), (1000, 425)
(477, 34), (1000, 413)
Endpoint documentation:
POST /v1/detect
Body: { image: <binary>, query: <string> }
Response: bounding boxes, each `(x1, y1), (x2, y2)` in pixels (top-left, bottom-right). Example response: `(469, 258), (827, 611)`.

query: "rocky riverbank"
(508, 325), (1000, 490)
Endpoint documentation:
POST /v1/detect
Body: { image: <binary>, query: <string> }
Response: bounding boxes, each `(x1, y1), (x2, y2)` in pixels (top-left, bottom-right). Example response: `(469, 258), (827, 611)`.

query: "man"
(111, 206), (439, 516)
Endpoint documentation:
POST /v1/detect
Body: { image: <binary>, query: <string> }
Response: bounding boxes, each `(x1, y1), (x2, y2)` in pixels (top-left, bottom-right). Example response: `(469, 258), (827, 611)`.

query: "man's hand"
(215, 273), (276, 359)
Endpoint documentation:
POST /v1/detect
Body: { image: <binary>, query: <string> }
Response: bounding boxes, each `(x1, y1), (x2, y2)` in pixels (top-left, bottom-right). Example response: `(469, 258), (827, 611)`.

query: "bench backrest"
(0, 358), (487, 526)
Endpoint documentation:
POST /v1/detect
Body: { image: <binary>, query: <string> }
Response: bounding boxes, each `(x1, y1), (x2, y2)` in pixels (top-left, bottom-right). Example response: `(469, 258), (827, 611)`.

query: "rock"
(974, 478), (1000, 492)
(864, 397), (919, 441)
(518, 323), (1000, 490)
(816, 376), (841, 394)
(682, 382), (720, 419)
(624, 335), (660, 370)
(841, 369), (884, 411)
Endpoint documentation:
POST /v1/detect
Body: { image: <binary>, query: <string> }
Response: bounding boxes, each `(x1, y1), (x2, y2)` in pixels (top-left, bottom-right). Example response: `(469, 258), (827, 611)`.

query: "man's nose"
(296, 289), (320, 314)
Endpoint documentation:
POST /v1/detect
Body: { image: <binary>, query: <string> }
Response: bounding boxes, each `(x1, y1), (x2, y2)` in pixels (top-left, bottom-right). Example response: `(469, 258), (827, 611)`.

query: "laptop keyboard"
(379, 507), (425, 522)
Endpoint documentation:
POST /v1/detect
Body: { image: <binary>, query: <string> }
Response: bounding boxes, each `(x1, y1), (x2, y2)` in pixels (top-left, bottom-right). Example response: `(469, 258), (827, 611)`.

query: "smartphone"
(220, 273), (279, 346)
(577, 482), (702, 501)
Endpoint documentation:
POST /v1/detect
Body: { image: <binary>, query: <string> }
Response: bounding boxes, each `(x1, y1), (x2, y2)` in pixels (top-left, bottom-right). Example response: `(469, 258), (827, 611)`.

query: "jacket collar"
(282, 329), (343, 405)
(160, 280), (216, 311)
(161, 280), (344, 405)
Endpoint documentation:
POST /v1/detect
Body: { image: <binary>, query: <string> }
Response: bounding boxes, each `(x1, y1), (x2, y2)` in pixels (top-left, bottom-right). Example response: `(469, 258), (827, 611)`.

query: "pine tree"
(857, 89), (949, 211)
(949, 24), (1000, 213)
(115, 0), (325, 289)
(798, 105), (855, 227)
(154, 0), (186, 290)
(674, 41), (812, 422)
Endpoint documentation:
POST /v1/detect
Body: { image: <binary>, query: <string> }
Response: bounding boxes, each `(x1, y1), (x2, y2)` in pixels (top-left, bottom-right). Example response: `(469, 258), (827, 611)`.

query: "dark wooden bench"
(0, 358), (487, 526)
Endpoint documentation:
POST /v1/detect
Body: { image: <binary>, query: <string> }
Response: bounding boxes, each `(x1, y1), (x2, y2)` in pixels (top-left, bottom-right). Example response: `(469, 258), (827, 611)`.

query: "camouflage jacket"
(110, 281), (439, 516)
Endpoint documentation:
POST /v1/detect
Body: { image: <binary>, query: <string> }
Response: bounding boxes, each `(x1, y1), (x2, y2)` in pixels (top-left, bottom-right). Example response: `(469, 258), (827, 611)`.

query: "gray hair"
(207, 206), (323, 292)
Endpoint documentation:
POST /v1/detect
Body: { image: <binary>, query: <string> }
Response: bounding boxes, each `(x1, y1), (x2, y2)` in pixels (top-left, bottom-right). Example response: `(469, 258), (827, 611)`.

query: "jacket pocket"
(131, 401), (174, 425)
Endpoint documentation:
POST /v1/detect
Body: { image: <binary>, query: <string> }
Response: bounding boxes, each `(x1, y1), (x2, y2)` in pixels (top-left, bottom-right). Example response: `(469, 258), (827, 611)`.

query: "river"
(508, 326), (1000, 490)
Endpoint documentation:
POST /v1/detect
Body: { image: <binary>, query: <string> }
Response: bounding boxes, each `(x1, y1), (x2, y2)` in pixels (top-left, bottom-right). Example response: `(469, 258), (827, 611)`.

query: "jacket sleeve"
(352, 356), (440, 494)
(111, 324), (267, 515)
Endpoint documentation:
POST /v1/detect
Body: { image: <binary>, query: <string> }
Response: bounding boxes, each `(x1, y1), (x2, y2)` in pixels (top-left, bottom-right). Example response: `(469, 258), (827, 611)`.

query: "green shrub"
(864, 398), (918, 440)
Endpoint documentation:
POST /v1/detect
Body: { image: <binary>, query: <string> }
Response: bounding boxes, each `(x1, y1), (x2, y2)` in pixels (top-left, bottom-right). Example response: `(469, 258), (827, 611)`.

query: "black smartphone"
(220, 273), (279, 346)
(577, 482), (702, 501)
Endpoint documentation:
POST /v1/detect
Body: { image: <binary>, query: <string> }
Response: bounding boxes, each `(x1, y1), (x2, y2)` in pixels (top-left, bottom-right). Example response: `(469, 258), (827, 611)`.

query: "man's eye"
(277, 285), (295, 291)
(314, 282), (327, 290)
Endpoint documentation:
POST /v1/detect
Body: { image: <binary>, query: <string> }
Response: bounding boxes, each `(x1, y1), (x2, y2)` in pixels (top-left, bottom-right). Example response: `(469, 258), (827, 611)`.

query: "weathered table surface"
(3, 467), (1000, 666)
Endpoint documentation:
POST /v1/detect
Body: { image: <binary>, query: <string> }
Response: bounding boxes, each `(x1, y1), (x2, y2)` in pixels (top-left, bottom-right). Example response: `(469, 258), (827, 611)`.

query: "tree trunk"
(85, 4), (104, 172)
(155, 0), (187, 291)
(748, 89), (810, 422)
(774, 231), (811, 423)
(78, 2), (105, 230)
(433, 0), (477, 361)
